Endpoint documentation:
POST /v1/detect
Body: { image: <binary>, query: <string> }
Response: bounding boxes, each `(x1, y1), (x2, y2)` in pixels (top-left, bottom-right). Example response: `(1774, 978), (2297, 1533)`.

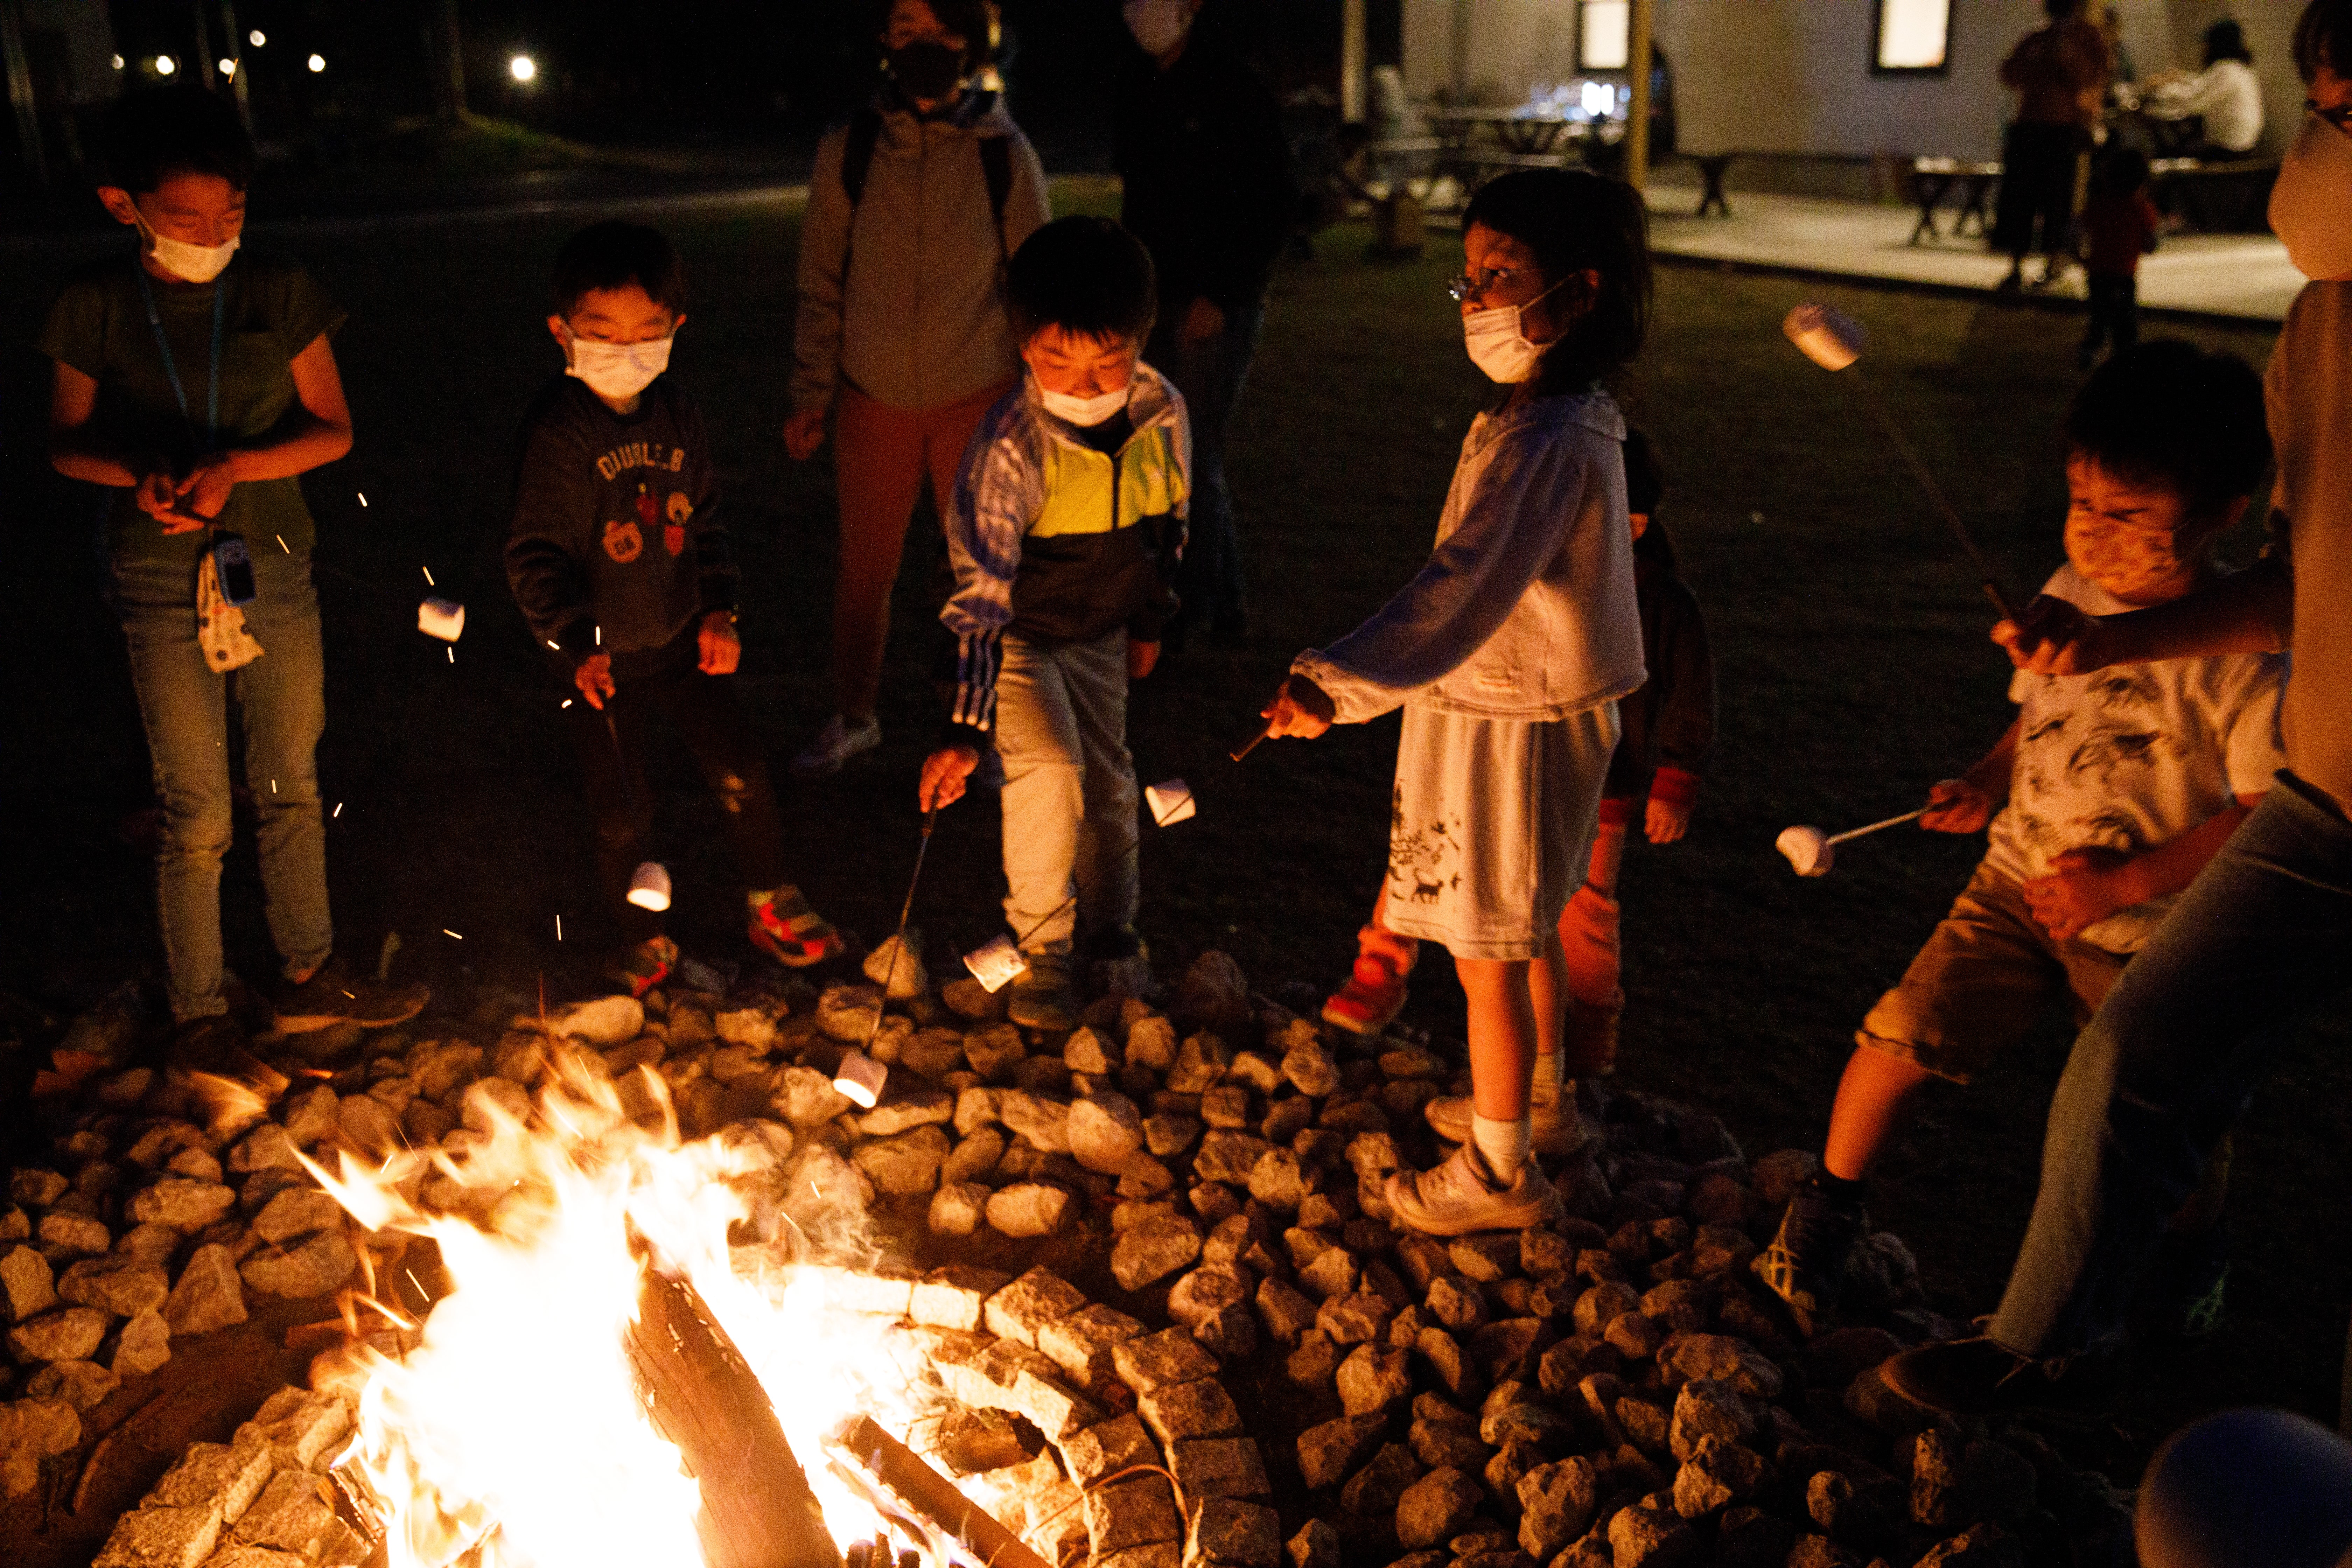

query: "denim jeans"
(1989, 772), (2352, 1358)
(992, 628), (1139, 957)
(114, 545), (331, 1020)
(1149, 299), (1265, 632)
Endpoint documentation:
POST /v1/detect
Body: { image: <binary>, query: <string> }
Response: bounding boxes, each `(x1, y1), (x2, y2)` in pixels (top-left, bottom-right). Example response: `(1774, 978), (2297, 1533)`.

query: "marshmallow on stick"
(418, 597), (466, 642)
(627, 861), (672, 911)
(963, 934), (1028, 993)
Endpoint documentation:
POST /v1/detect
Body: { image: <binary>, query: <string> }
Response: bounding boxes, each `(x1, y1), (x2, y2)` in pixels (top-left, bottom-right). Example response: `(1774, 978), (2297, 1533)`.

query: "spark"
(422, 566), (435, 586)
(270, 779), (277, 794)
(357, 491), (367, 506)
(555, 916), (564, 940)
(333, 802), (344, 817)
(560, 699), (573, 709)
(443, 929), (463, 940)
(276, 534), (289, 552)
(447, 648), (455, 663)
(594, 626), (602, 646)
(546, 640), (560, 651)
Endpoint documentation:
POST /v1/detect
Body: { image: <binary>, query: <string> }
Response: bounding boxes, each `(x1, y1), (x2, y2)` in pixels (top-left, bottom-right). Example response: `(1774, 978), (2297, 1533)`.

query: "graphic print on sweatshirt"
(597, 450), (691, 566)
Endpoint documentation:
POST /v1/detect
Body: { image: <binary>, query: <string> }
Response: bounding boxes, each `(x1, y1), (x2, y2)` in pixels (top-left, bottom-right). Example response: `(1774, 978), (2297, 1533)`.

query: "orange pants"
(830, 377), (1014, 719)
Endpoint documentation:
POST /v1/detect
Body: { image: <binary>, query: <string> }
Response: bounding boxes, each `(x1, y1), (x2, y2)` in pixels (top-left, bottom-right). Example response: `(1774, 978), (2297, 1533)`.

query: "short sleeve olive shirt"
(37, 248), (345, 563)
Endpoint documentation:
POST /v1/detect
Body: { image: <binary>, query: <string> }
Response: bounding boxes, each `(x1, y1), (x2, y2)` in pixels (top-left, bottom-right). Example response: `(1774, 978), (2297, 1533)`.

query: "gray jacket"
(1294, 391), (1645, 723)
(790, 91), (1050, 415)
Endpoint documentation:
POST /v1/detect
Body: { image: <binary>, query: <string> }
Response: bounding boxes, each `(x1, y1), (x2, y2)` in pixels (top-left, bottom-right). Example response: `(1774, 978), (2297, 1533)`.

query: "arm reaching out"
(1994, 554), (2292, 673)
(1921, 716), (2020, 834)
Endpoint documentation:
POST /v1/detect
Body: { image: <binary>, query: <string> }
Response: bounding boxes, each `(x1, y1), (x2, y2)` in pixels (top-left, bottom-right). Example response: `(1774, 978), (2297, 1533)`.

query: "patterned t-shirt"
(1981, 563), (2287, 953)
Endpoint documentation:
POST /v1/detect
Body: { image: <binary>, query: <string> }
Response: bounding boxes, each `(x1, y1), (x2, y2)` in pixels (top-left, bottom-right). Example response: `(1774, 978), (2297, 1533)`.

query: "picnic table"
(1417, 107), (1622, 205)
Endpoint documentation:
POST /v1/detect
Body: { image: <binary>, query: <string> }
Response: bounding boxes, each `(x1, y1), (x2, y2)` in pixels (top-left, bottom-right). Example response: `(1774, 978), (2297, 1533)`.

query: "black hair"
(879, 0), (997, 69)
(2293, 0), (2352, 81)
(2043, 0), (2082, 19)
(2090, 144), (2152, 198)
(2203, 19), (2253, 66)
(2064, 340), (2270, 520)
(100, 85), (254, 195)
(1461, 167), (1652, 398)
(1622, 428), (1678, 572)
(551, 221), (686, 318)
(1006, 217), (1156, 345)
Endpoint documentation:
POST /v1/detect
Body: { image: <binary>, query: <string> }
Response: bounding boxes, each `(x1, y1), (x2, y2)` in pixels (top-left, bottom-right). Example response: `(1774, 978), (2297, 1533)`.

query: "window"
(1580, 0), (1630, 71)
(1874, 0), (1953, 74)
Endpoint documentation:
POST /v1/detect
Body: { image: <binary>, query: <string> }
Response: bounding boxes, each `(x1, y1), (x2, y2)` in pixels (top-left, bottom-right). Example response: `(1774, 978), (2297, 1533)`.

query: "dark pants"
(2137, 1409), (2352, 1568)
(1995, 121), (2084, 264)
(2082, 274), (2139, 360)
(570, 654), (786, 944)
(1149, 298), (1265, 636)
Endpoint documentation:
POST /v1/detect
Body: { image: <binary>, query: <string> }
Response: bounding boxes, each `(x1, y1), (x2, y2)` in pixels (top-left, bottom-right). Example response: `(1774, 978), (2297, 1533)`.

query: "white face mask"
(140, 219), (239, 284)
(2270, 111), (2352, 280)
(566, 333), (673, 401)
(1461, 277), (1570, 384)
(1041, 385), (1129, 426)
(1124, 0), (1191, 56)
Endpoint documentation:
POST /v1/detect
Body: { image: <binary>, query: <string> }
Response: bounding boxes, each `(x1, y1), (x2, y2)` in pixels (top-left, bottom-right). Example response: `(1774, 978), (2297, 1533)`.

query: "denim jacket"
(1293, 390), (1645, 724)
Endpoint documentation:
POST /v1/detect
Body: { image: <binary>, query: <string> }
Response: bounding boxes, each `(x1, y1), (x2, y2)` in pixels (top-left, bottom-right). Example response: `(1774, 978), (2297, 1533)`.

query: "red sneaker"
(607, 935), (678, 1000)
(749, 885), (844, 968)
(1322, 953), (1409, 1035)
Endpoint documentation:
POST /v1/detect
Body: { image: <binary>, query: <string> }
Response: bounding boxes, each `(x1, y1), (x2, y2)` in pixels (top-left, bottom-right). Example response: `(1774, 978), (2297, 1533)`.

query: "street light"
(509, 54), (537, 83)
(248, 30), (266, 48)
(217, 58), (235, 77)
(154, 55), (177, 75)
(307, 53), (326, 73)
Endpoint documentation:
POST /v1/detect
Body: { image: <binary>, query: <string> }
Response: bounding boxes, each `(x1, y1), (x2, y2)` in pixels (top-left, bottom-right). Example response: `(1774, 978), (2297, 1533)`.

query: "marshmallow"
(962, 934), (1028, 993)
(1145, 778), (1197, 827)
(833, 1050), (888, 1109)
(418, 597), (466, 642)
(626, 861), (673, 911)
(1783, 303), (1864, 373)
(1776, 826), (1833, 877)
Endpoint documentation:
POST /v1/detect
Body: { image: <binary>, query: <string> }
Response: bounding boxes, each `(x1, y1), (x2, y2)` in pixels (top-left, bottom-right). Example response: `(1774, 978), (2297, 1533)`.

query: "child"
(39, 85), (425, 1064)
(1323, 428), (1716, 1104)
(505, 221), (843, 995)
(1755, 339), (2280, 1335)
(2079, 146), (2159, 368)
(918, 217), (1189, 1032)
(1264, 167), (1652, 1236)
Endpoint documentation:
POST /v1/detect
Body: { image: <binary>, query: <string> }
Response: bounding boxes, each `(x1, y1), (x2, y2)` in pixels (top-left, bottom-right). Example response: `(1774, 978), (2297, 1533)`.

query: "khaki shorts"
(1856, 861), (2128, 1085)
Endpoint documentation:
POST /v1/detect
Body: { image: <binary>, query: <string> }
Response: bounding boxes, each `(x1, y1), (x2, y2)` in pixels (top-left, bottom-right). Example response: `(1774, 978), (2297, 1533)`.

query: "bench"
(1909, 156), (2002, 244)
(2147, 154), (2279, 232)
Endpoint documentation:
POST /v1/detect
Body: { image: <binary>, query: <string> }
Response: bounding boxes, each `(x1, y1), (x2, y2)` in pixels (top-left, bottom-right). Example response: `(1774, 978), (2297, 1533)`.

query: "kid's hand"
(1921, 777), (1996, 834)
(136, 471), (208, 534)
(2023, 847), (2132, 941)
(698, 611), (740, 675)
(1128, 638), (1161, 679)
(920, 744), (981, 811)
(1645, 796), (1690, 845)
(1994, 595), (2115, 677)
(574, 652), (617, 710)
(783, 407), (827, 461)
(175, 452), (239, 523)
(1261, 673), (1335, 740)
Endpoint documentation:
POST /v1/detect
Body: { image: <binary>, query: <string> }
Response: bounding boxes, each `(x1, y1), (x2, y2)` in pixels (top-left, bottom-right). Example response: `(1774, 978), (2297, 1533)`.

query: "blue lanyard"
(137, 270), (224, 450)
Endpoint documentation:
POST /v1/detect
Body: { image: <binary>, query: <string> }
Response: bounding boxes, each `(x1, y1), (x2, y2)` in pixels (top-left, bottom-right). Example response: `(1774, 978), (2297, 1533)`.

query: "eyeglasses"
(1446, 264), (1525, 303)
(2304, 99), (2352, 128)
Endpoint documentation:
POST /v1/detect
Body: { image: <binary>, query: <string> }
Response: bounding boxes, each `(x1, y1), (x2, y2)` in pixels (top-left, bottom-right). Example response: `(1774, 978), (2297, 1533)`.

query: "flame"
(305, 1044), (955, 1568)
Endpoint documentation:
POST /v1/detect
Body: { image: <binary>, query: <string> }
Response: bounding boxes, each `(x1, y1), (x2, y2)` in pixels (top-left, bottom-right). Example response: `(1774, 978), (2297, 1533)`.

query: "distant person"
(1753, 340), (2277, 1338)
(785, 0), (1050, 779)
(1264, 168), (1651, 1234)
(1878, 0), (2352, 1420)
(2080, 146), (2161, 366)
(508, 222), (845, 995)
(2144, 20), (2266, 156)
(1115, 0), (1292, 646)
(1996, 0), (2110, 290)
(38, 85), (425, 1065)
(919, 219), (1190, 1032)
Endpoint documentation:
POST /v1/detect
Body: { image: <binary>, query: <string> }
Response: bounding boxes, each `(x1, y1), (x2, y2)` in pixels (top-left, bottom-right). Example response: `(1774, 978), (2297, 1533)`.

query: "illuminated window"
(1875, 0), (1953, 74)
(1580, 1), (1629, 71)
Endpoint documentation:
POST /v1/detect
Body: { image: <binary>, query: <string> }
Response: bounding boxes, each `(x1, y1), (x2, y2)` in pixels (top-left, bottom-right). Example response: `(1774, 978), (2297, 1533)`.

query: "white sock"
(1472, 1114), (1532, 1179)
(1530, 1052), (1561, 1109)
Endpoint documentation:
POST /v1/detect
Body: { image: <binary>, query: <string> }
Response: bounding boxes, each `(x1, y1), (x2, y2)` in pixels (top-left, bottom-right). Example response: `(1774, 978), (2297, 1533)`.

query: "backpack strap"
(980, 135), (1014, 251)
(840, 106), (884, 206)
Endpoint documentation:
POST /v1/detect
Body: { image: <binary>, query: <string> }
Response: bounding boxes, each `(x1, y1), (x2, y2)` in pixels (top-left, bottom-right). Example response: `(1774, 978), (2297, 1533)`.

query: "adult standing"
(785, 0), (1050, 779)
(2143, 20), (2266, 157)
(1114, 0), (1292, 645)
(1995, 0), (2109, 291)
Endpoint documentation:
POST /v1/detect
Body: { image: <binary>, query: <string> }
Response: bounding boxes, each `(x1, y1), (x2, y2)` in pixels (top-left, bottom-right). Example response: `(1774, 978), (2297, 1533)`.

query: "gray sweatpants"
(995, 628), (1140, 956)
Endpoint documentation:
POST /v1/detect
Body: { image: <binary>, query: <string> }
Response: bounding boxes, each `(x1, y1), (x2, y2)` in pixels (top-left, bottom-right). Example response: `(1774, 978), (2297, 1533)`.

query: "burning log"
(825, 1414), (1055, 1568)
(626, 1263), (844, 1568)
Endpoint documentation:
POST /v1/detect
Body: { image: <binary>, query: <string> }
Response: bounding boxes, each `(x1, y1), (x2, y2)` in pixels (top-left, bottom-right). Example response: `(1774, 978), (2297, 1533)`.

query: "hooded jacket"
(790, 89), (1050, 415)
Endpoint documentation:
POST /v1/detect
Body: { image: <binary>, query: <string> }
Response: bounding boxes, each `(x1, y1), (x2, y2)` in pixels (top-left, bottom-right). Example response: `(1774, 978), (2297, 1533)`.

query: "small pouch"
(209, 530), (257, 606)
(197, 547), (265, 673)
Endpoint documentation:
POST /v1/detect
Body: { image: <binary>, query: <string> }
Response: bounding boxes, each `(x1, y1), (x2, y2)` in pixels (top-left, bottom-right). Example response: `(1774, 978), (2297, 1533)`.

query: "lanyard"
(137, 270), (224, 451)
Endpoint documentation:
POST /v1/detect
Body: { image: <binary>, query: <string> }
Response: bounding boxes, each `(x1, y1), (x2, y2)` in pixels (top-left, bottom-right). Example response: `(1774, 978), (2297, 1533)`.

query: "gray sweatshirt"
(790, 90), (1051, 415)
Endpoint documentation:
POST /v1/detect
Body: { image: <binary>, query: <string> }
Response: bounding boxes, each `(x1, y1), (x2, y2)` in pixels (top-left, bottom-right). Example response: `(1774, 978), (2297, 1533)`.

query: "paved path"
(1643, 182), (2304, 324)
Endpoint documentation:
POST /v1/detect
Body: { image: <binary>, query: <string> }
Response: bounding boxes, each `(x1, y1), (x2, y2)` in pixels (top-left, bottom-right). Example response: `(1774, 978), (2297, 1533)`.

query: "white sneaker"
(790, 713), (880, 779)
(1424, 1093), (1595, 1157)
(1385, 1143), (1563, 1237)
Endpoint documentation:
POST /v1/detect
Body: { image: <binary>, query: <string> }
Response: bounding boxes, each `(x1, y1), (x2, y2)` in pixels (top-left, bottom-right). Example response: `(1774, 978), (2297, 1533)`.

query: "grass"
(0, 181), (2344, 1482)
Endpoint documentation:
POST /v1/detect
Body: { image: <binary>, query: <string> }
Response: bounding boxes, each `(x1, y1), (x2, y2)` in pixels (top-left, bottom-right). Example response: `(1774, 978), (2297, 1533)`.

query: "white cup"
(627, 861), (673, 911)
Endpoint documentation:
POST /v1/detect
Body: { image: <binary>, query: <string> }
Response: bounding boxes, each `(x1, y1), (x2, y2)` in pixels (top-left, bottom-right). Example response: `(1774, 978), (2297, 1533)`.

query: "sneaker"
(1879, 1335), (2081, 1418)
(1385, 1142), (1563, 1237)
(1323, 953), (1409, 1035)
(1752, 1173), (1867, 1335)
(790, 713), (881, 780)
(1009, 952), (1078, 1032)
(1422, 1092), (1595, 1157)
(167, 1013), (248, 1074)
(748, 886), (845, 968)
(271, 956), (429, 1033)
(606, 935), (679, 999)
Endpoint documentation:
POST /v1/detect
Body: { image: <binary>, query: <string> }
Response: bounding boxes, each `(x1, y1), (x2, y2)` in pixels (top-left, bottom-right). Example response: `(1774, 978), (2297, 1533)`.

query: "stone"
(1298, 1244), (1360, 1301)
(1843, 1363), (1942, 1435)
(1415, 1325), (1484, 1401)
(1470, 1318), (1554, 1382)
(1318, 1292), (1396, 1345)
(1298, 1413), (1388, 1489)
(1340, 1441), (1427, 1525)
(1247, 1150), (1314, 1211)
(0, 1396), (79, 1498)
(1116, 1326), (1221, 1393)
(112, 1308), (172, 1374)
(936, 1340), (1102, 1440)
(1672, 1436), (1771, 1517)
(1060, 1413), (1163, 1488)
(1665, 1334), (1783, 1399)
(1571, 1281), (1640, 1336)
(1784, 1535), (1863, 1568)
(232, 1468), (341, 1555)
(8, 1305), (108, 1362)
(1126, 1014), (1180, 1070)
(1170, 1436), (1271, 1498)
(1038, 1303), (1148, 1392)
(1169, 1267), (1254, 1334)
(1515, 1457), (1601, 1560)
(239, 1231), (356, 1298)
(1395, 1467), (1483, 1549)
(1804, 1326), (1905, 1388)
(855, 1126), (951, 1196)
(1913, 1523), (2025, 1568)
(238, 1386), (354, 1469)
(942, 1128), (1006, 1186)
(1605, 1504), (1700, 1568)
(1255, 1278), (1320, 1346)
(1337, 1342), (1413, 1415)
(128, 1178), (236, 1232)
(1669, 1379), (1755, 1463)
(462, 1076), (532, 1133)
(27, 1358), (118, 1410)
(1138, 1378), (1242, 1445)
(1283, 1044), (1342, 1098)
(1407, 1411), (1491, 1474)
(1912, 1433), (2037, 1531)
(965, 1023), (1028, 1081)
(1087, 1475), (1184, 1553)
(929, 1182), (988, 1236)
(1071, 1094), (1146, 1175)
(549, 993), (643, 1045)
(90, 1505), (219, 1568)
(250, 1188), (344, 1247)
(772, 1065), (855, 1130)
(983, 1267), (1087, 1347)
(1175, 952), (1253, 1035)
(1120, 1150), (1177, 1199)
(10, 1170), (68, 1208)
(1169, 1034), (1233, 1095)
(857, 1089), (956, 1136)
(1144, 1115), (1201, 1158)
(151, 1440), (274, 1521)
(944, 975), (1008, 1021)
(1, 1247), (57, 1324)
(1287, 1519), (1340, 1568)
(1113, 1215), (1204, 1290)
(909, 1265), (1013, 1331)
(337, 1095), (401, 1155)
(1808, 1468), (1907, 1551)
(163, 1244), (246, 1335)
(1193, 1131), (1269, 1185)
(1191, 1496), (1282, 1568)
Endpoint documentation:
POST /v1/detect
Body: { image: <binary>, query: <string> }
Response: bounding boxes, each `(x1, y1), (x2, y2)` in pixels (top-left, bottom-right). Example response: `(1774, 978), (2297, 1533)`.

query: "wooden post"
(1625, 0), (1653, 193)
(217, 0), (252, 130)
(188, 0), (216, 92)
(0, 0), (42, 182)
(432, 0), (468, 122)
(1340, 0), (1365, 123)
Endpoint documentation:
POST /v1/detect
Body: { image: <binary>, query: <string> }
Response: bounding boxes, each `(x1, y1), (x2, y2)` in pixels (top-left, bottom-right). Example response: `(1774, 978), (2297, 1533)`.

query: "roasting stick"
(1826, 806), (1929, 845)
(865, 804), (940, 1048)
